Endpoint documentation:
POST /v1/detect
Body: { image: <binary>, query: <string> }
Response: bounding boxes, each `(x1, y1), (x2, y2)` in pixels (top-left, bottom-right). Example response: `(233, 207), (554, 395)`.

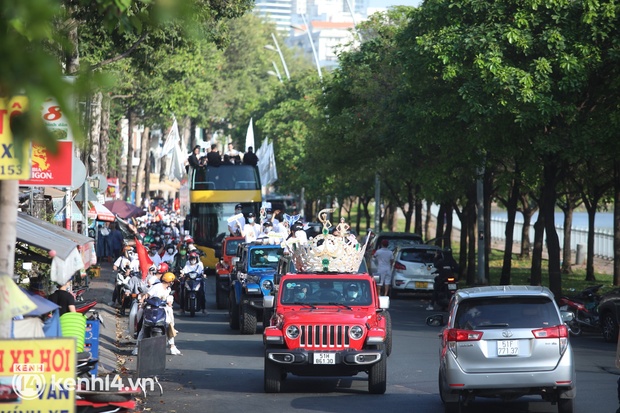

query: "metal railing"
(489, 217), (614, 260)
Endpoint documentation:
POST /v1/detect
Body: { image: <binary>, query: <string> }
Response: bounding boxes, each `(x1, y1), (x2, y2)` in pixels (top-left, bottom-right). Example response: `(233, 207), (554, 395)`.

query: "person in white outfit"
(241, 212), (260, 243)
(132, 272), (181, 356)
(373, 239), (394, 297)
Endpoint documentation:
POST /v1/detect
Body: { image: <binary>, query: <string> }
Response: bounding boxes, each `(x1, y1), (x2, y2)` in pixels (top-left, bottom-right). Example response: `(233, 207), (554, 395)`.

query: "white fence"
(489, 217), (614, 260)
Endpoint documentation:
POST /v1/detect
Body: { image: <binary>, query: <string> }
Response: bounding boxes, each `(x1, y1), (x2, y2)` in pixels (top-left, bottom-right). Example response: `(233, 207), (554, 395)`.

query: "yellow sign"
(0, 338), (75, 413)
(0, 97), (31, 180)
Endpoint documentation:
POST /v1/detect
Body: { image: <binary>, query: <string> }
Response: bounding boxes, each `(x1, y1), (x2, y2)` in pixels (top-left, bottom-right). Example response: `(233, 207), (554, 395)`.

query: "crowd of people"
(187, 142), (258, 169)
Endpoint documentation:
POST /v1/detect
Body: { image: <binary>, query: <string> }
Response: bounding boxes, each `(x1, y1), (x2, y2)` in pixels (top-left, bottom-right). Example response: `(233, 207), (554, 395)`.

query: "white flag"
(160, 118), (180, 158)
(169, 142), (185, 181)
(245, 118), (255, 152)
(267, 142), (278, 185)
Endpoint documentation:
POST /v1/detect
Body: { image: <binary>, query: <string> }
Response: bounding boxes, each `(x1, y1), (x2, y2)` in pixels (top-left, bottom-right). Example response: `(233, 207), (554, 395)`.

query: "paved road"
(112, 278), (619, 413)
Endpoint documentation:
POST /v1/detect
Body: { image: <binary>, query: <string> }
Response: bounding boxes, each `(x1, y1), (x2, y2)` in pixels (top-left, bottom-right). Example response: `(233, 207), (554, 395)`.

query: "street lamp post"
(297, 14), (322, 80)
(264, 33), (290, 81)
(268, 61), (283, 82)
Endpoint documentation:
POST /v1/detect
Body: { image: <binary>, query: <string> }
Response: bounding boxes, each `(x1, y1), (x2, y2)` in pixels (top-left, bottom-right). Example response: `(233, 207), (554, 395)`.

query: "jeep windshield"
(280, 278), (373, 306)
(250, 247), (283, 269)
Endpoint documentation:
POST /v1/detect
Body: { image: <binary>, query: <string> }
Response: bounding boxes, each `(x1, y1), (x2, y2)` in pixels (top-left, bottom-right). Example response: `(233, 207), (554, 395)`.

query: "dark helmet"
(292, 221), (303, 231)
(235, 203), (243, 210)
(247, 212), (255, 218)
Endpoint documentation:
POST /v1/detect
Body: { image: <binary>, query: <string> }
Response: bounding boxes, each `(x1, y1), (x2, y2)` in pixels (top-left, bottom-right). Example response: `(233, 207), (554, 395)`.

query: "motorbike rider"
(428, 250), (459, 311)
(161, 243), (177, 265)
(180, 251), (206, 313)
(111, 246), (136, 306)
(132, 272), (181, 356)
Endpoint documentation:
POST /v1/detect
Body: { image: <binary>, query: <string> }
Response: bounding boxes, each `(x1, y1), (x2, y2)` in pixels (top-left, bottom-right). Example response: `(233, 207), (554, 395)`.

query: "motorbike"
(76, 299), (98, 314)
(433, 268), (458, 310)
(141, 296), (167, 338)
(183, 271), (204, 317)
(559, 284), (603, 336)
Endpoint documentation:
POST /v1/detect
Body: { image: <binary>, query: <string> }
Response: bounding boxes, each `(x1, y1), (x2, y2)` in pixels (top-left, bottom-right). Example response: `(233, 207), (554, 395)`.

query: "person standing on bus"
(206, 144), (221, 166)
(188, 145), (203, 169)
(228, 203), (245, 236)
(241, 212), (260, 243)
(242, 146), (258, 166)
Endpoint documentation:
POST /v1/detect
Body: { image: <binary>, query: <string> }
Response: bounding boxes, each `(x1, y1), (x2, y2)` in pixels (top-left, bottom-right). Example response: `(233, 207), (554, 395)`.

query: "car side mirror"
(560, 311), (574, 323)
(264, 296), (274, 309)
(378, 296), (390, 309)
(426, 314), (445, 327)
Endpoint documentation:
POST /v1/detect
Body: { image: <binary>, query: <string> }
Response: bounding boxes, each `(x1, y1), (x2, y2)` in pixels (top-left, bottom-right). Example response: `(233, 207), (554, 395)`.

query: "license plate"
(415, 282), (428, 289)
(497, 340), (519, 356)
(313, 353), (335, 365)
(448, 283), (457, 290)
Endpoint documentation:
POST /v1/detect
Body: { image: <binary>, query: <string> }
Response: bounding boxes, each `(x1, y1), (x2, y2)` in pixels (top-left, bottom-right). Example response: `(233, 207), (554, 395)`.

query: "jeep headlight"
(286, 325), (300, 339)
(262, 279), (273, 291)
(349, 325), (364, 340)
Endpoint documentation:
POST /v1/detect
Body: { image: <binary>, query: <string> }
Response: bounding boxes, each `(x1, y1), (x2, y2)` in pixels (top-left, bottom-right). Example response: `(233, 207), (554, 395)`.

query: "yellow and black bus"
(187, 164), (261, 268)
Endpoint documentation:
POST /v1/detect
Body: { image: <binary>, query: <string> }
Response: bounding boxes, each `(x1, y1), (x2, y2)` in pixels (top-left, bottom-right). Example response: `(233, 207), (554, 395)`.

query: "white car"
(390, 245), (447, 296)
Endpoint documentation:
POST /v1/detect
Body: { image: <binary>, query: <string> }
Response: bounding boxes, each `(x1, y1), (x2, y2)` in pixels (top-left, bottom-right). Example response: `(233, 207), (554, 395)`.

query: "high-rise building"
(254, 0), (294, 34)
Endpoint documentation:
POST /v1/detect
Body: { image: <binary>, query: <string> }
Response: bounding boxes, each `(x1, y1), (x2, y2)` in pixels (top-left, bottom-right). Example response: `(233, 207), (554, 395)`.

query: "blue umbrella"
(20, 287), (59, 316)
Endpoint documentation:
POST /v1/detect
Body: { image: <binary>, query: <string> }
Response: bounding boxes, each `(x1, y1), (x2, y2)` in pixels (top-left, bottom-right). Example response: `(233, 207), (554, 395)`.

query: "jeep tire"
(228, 289), (240, 330)
(240, 295), (257, 335)
(367, 356), (386, 394)
(264, 358), (282, 393)
(383, 310), (393, 357)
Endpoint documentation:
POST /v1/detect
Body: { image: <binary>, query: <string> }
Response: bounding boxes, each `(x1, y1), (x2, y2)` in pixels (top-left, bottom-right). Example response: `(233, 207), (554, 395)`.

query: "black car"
(596, 288), (620, 342)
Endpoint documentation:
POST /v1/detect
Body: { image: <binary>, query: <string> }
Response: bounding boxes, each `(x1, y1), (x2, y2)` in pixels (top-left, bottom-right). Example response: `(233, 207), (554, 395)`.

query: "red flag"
(135, 237), (153, 280)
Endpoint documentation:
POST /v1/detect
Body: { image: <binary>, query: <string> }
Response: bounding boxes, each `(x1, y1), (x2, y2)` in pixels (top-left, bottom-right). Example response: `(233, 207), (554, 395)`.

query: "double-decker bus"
(186, 164), (261, 269)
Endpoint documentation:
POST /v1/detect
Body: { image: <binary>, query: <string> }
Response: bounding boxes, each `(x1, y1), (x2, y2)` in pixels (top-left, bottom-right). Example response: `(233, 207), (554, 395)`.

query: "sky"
(367, 0), (422, 8)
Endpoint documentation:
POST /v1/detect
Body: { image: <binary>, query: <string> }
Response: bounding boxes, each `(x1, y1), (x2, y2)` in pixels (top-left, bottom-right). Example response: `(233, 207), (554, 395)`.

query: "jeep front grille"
(299, 325), (351, 348)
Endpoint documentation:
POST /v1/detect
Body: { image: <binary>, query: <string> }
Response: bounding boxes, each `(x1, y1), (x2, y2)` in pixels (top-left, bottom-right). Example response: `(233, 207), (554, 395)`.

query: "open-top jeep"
(228, 241), (284, 334)
(263, 212), (390, 394)
(215, 236), (244, 309)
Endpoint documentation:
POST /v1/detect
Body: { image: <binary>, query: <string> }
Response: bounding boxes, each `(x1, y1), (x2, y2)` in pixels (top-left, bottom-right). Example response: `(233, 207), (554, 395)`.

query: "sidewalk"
(85, 260), (136, 377)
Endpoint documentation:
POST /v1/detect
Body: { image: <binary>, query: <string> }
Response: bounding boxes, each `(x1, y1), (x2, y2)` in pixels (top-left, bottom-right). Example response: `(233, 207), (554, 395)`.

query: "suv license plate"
(415, 282), (428, 289)
(314, 353), (335, 365)
(497, 340), (519, 356)
(448, 283), (457, 290)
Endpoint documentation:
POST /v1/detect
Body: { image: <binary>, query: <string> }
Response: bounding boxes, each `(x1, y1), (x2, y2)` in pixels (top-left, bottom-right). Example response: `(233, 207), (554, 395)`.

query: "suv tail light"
(393, 261), (406, 271)
(444, 328), (483, 357)
(532, 325), (569, 355)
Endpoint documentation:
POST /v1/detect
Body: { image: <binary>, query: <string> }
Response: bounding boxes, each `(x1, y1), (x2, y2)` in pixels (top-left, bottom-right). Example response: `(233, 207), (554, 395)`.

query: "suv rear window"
(376, 235), (423, 251)
(454, 296), (560, 330)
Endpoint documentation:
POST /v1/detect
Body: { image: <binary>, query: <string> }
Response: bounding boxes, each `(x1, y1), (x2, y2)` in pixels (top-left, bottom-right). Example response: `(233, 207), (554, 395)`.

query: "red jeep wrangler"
(262, 219), (391, 394)
(215, 236), (244, 309)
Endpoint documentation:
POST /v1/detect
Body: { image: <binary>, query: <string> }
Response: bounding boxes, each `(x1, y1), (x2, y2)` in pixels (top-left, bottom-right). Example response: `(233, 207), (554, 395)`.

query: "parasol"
(103, 200), (146, 219)
(88, 201), (115, 222)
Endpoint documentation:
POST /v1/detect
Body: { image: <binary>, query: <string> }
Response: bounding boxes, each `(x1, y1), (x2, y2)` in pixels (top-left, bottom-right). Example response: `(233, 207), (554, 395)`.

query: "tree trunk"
(444, 204), (453, 249)
(435, 203), (445, 244)
(454, 202), (468, 281)
(88, 92), (103, 175)
(484, 169), (493, 283)
(135, 126), (150, 207)
(99, 93), (111, 177)
(424, 200), (432, 241)
(614, 159), (620, 286)
(356, 197), (362, 234)
(561, 208), (573, 274)
(362, 197), (371, 232)
(519, 194), (537, 258)
(585, 203), (597, 281)
(467, 202), (477, 285)
(414, 185), (423, 236)
(124, 109), (135, 201)
(65, 21), (79, 74)
(541, 160), (562, 299)
(403, 183), (414, 233)
(0, 180), (18, 337)
(531, 212), (545, 286)
(500, 176), (520, 285)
